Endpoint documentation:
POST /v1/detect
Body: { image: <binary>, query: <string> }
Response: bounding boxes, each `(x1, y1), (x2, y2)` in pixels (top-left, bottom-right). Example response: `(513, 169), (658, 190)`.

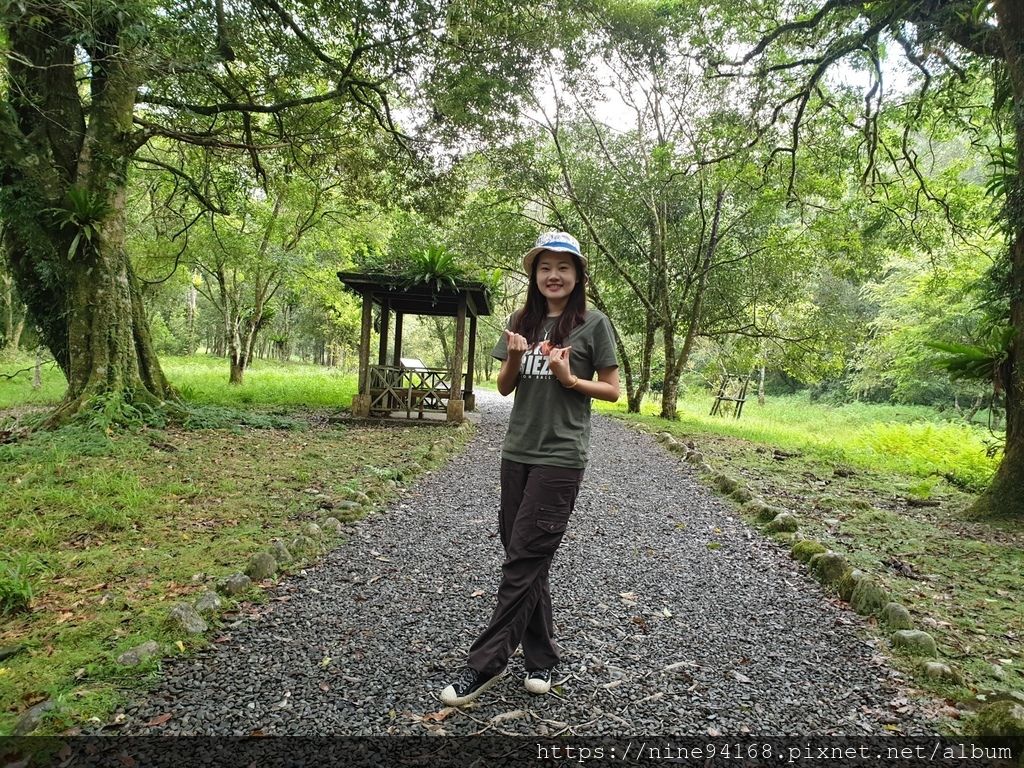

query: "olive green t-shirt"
(492, 309), (618, 469)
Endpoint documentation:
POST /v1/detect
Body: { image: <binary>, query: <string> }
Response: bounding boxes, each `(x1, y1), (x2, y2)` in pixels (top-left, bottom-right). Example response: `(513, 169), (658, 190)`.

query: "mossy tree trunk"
(972, 0), (1024, 516)
(0, 7), (174, 423)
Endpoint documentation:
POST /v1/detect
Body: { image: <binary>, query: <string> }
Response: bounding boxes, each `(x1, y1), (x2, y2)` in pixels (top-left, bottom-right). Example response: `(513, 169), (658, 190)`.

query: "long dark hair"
(512, 252), (588, 346)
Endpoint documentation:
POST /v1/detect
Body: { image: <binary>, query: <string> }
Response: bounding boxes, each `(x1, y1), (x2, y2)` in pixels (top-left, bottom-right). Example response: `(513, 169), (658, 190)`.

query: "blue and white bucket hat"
(522, 231), (586, 275)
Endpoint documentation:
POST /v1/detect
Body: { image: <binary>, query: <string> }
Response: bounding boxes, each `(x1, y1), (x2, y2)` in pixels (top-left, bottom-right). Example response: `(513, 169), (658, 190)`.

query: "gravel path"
(121, 391), (936, 736)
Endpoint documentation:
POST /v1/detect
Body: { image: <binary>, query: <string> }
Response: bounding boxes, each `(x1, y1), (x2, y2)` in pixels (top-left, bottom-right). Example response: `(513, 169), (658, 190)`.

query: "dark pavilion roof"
(336, 271), (492, 317)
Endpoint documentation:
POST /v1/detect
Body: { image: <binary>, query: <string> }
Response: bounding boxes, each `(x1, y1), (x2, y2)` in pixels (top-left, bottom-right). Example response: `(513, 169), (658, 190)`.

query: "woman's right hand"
(504, 329), (529, 357)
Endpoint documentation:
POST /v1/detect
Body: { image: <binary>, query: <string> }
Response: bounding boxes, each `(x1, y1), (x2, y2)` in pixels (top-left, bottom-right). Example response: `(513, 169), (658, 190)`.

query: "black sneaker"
(524, 667), (554, 695)
(440, 666), (504, 706)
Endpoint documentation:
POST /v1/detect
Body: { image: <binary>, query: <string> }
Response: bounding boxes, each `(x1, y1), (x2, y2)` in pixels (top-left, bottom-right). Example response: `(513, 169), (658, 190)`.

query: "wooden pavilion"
(337, 271), (492, 422)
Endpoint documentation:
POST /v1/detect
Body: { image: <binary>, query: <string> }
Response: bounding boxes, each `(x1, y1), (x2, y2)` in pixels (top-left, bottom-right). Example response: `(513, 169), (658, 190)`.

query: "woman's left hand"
(548, 345), (573, 382)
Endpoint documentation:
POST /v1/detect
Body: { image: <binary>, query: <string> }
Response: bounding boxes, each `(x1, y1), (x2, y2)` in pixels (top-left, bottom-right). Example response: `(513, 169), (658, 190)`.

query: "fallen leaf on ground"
(145, 713), (172, 727)
(421, 708), (456, 723)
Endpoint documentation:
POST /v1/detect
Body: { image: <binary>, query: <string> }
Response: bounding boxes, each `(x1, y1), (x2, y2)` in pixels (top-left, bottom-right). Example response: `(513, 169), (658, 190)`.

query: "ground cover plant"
(0, 357), (469, 735)
(0, 354), (359, 412)
(598, 392), (1023, 720)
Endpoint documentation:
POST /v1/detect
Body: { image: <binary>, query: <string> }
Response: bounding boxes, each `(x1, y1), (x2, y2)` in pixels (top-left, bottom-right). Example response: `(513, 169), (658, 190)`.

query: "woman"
(440, 231), (620, 706)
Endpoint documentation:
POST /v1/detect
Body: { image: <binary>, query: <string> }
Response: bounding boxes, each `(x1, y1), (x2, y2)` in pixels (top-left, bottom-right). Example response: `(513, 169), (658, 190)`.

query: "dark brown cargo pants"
(466, 459), (584, 678)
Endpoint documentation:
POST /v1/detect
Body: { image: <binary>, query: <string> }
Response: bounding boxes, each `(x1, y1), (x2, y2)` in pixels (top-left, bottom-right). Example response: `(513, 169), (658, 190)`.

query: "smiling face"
(535, 250), (578, 308)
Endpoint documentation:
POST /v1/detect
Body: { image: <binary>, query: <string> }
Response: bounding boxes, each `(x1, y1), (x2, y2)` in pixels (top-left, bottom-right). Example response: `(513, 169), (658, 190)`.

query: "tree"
(714, 0), (1021, 514)
(0, 0), (589, 423)
(491, 45), (852, 418)
(0, 248), (27, 353)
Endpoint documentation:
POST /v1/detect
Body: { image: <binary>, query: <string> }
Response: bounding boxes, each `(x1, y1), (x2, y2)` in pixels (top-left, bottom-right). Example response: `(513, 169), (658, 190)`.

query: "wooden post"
(465, 313), (477, 412)
(378, 300), (390, 366)
(352, 291), (373, 417)
(393, 312), (404, 367)
(447, 295), (467, 422)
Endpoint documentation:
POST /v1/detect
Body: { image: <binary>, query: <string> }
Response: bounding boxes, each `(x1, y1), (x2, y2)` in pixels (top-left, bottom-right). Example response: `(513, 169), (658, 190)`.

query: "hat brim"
(522, 245), (587, 275)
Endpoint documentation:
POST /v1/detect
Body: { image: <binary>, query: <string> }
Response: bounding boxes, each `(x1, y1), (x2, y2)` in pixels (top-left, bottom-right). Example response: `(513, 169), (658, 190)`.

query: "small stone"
(302, 522), (323, 539)
(791, 540), (827, 563)
(990, 664), (1008, 681)
(667, 442), (688, 455)
(218, 573), (252, 596)
(167, 603), (208, 635)
(742, 498), (769, 514)
(766, 512), (799, 533)
(684, 451), (704, 465)
(270, 540), (293, 564)
(345, 490), (371, 505)
(116, 640), (160, 666)
(193, 591), (222, 614)
(245, 552), (278, 581)
(921, 661), (959, 682)
(291, 535), (319, 555)
(850, 577), (888, 616)
(838, 568), (865, 602)
(973, 700), (1024, 752)
(810, 551), (848, 585)
(730, 486), (754, 503)
(334, 500), (362, 512)
(14, 699), (55, 736)
(712, 473), (739, 494)
(0, 644), (25, 662)
(881, 602), (914, 630)
(321, 517), (344, 535)
(891, 629), (937, 657)
(656, 432), (674, 443)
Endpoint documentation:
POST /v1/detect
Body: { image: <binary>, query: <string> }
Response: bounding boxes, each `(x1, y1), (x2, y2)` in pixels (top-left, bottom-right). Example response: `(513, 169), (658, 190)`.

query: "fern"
(405, 246), (466, 292)
(46, 185), (112, 260)
(927, 325), (1012, 390)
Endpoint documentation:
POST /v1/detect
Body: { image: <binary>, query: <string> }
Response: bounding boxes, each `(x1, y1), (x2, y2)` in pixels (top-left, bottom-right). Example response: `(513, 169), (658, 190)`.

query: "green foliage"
(595, 390), (999, 491)
(0, 552), (38, 616)
(178, 405), (307, 431)
(985, 144), (1016, 204)
(927, 325), (1012, 387)
(80, 391), (165, 432)
(46, 186), (112, 260)
(404, 245), (466, 291)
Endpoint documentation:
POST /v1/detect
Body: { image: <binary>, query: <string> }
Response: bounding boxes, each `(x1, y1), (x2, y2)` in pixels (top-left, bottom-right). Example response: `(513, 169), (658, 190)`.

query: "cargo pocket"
(530, 506), (570, 555)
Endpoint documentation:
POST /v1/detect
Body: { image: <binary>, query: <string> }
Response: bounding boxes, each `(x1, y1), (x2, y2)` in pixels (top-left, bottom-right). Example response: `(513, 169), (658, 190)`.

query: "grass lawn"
(597, 390), (1023, 716)
(0, 354), (470, 735)
(0, 354), (359, 412)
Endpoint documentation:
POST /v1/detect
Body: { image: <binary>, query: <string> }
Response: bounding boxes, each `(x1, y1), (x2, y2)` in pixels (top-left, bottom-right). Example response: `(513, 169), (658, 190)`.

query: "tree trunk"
(1, 271), (12, 347)
(663, 190), (724, 419)
(758, 365), (766, 406)
(0, 9), (175, 423)
(229, 354), (245, 385)
(433, 316), (452, 369)
(186, 280), (198, 354)
(973, 0), (1024, 516)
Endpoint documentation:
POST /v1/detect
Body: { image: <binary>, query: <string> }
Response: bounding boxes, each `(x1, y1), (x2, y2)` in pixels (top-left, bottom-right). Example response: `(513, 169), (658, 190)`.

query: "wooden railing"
(368, 365), (455, 418)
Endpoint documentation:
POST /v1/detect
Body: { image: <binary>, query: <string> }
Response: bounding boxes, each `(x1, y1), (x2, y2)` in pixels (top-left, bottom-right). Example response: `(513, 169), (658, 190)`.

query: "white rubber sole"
(524, 673), (553, 695)
(440, 669), (506, 707)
